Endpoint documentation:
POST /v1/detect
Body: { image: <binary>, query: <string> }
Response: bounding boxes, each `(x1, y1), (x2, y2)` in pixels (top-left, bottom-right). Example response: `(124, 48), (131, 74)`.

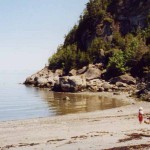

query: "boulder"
(47, 70), (54, 78)
(88, 64), (95, 68)
(63, 96), (70, 101)
(101, 82), (112, 91)
(95, 63), (104, 70)
(37, 77), (48, 86)
(144, 92), (150, 102)
(146, 82), (150, 90)
(69, 76), (86, 92)
(60, 76), (86, 92)
(69, 69), (77, 76)
(87, 79), (103, 92)
(61, 83), (71, 92)
(59, 76), (70, 92)
(77, 66), (87, 75)
(54, 69), (63, 77)
(113, 92), (120, 95)
(24, 77), (35, 85)
(36, 67), (49, 77)
(47, 77), (55, 87)
(87, 79), (103, 86)
(116, 82), (127, 87)
(52, 76), (61, 91)
(110, 74), (136, 85)
(136, 81), (150, 101)
(139, 91), (150, 102)
(24, 67), (53, 86)
(84, 68), (102, 80)
(88, 85), (98, 92)
(98, 87), (104, 92)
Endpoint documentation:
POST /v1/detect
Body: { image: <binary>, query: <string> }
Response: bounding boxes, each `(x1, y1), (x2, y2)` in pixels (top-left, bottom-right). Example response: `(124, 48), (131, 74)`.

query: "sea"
(0, 70), (129, 121)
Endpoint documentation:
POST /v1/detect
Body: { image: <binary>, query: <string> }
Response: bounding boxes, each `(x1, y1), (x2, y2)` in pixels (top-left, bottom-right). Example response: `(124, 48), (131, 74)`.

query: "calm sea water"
(0, 70), (128, 121)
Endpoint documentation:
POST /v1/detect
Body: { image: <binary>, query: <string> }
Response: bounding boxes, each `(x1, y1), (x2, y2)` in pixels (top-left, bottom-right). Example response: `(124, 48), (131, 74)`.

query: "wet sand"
(0, 92), (150, 150)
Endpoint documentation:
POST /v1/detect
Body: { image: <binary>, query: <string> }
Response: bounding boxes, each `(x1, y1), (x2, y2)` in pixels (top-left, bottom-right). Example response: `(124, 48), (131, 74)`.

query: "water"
(0, 70), (129, 121)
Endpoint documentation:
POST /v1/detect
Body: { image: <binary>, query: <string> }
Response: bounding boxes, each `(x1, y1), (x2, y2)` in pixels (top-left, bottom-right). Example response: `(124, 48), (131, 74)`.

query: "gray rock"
(101, 83), (112, 91)
(47, 78), (55, 86)
(34, 76), (39, 82)
(116, 82), (127, 87)
(113, 92), (120, 95)
(141, 92), (150, 102)
(87, 79), (103, 92)
(61, 83), (71, 92)
(110, 74), (136, 85)
(98, 87), (104, 92)
(54, 69), (63, 77)
(63, 96), (70, 101)
(95, 63), (104, 70)
(119, 87), (128, 91)
(88, 64), (95, 68)
(77, 66), (87, 75)
(108, 89), (113, 92)
(60, 76), (86, 92)
(24, 67), (54, 86)
(69, 69), (77, 76)
(112, 86), (119, 91)
(87, 79), (103, 86)
(84, 68), (102, 80)
(146, 82), (150, 90)
(88, 86), (98, 92)
(24, 77), (35, 85)
(37, 77), (48, 85)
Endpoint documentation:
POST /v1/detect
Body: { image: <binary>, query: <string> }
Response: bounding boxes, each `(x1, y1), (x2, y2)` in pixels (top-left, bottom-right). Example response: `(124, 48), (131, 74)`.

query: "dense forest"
(48, 0), (150, 80)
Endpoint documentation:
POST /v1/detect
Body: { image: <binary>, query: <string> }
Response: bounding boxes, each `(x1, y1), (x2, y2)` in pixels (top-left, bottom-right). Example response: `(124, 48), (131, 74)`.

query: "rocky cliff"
(48, 0), (150, 78)
(64, 0), (150, 51)
(25, 0), (150, 101)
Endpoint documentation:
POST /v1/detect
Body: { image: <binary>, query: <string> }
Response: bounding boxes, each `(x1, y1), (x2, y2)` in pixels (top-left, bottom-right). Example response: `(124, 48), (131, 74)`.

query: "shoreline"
(70, 91), (136, 103)
(0, 91), (135, 123)
(0, 92), (149, 149)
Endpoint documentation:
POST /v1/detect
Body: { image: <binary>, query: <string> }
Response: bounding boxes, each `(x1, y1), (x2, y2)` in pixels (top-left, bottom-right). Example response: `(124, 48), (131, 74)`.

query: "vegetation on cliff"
(48, 0), (150, 79)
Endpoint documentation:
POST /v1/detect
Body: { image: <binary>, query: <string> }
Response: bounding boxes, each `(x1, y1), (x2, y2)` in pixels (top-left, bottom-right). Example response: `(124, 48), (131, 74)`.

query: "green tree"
(107, 50), (128, 76)
(88, 37), (107, 63)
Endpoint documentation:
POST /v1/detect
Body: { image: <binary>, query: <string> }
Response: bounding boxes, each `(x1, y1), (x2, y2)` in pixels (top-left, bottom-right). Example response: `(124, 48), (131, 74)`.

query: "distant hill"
(48, 0), (150, 79)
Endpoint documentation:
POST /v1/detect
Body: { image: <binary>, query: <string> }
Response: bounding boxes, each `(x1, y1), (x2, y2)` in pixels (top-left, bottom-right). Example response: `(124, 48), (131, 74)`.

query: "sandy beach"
(0, 92), (150, 150)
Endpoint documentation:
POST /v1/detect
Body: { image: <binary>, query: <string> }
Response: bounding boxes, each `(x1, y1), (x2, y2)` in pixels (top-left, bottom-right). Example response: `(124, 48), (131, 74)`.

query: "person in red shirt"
(138, 107), (144, 124)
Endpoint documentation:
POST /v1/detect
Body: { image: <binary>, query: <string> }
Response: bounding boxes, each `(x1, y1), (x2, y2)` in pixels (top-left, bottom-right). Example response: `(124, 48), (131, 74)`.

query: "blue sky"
(0, 0), (88, 71)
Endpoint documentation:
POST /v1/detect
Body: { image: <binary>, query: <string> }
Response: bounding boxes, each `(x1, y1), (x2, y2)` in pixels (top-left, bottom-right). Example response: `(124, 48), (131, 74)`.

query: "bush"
(140, 51), (150, 75)
(107, 50), (128, 76)
(124, 34), (148, 68)
(76, 51), (90, 68)
(64, 25), (78, 46)
(103, 17), (113, 23)
(48, 0), (150, 79)
(49, 44), (77, 73)
(88, 37), (107, 63)
(112, 31), (125, 50)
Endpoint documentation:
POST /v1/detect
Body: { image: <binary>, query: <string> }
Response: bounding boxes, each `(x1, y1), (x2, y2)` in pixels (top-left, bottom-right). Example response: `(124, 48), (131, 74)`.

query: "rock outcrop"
(84, 65), (102, 80)
(109, 74), (136, 85)
(59, 76), (86, 92)
(136, 75), (150, 101)
(24, 64), (137, 94)
(24, 0), (150, 102)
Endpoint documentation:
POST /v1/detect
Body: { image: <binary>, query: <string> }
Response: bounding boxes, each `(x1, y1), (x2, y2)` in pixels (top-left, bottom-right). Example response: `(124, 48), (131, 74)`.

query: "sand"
(0, 92), (150, 150)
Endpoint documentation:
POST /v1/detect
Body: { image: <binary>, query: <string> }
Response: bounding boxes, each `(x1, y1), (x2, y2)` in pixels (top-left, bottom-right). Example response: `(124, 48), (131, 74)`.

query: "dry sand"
(0, 92), (150, 150)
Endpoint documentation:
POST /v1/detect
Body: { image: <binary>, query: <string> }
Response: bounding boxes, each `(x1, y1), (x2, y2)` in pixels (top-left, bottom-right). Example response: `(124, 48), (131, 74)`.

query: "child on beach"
(138, 107), (144, 124)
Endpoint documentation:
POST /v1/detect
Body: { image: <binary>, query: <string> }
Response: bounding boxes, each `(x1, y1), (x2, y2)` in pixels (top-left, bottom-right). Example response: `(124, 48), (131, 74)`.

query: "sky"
(0, 0), (88, 71)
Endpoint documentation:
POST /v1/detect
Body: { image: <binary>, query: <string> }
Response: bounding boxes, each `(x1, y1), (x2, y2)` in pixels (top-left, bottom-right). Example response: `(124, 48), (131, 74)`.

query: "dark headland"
(25, 0), (150, 102)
